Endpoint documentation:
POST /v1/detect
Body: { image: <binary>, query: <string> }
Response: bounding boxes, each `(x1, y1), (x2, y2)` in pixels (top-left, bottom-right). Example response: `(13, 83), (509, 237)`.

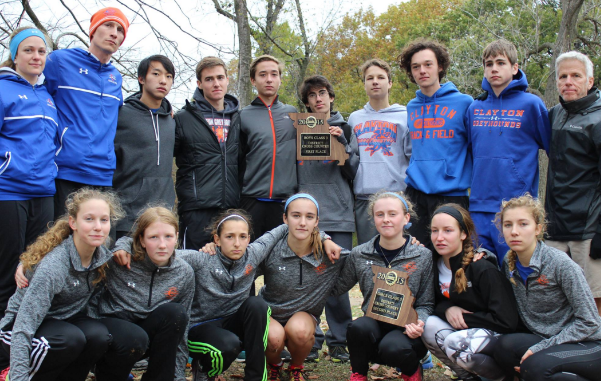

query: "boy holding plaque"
(332, 191), (433, 381)
(297, 75), (359, 362)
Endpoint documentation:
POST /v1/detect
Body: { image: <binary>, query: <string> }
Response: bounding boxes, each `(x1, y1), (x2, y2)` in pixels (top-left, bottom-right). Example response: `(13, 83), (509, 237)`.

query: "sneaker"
(350, 372), (367, 381)
(281, 349), (292, 362)
(306, 347), (320, 362)
(192, 360), (216, 381)
(132, 359), (148, 371)
(236, 350), (246, 362)
(285, 365), (306, 381)
(0, 368), (8, 381)
(268, 362), (283, 381)
(329, 346), (349, 363)
(420, 352), (433, 370)
(401, 365), (423, 381)
(127, 374), (134, 381)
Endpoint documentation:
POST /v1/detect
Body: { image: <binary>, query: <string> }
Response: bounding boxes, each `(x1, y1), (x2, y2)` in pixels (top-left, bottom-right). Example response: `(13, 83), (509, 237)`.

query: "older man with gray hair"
(545, 51), (601, 315)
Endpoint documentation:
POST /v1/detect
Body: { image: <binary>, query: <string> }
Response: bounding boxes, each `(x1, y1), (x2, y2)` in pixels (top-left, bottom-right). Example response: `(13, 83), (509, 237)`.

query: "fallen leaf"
(308, 376), (319, 379)
(444, 369), (453, 377)
(370, 376), (385, 380)
(370, 364), (380, 371)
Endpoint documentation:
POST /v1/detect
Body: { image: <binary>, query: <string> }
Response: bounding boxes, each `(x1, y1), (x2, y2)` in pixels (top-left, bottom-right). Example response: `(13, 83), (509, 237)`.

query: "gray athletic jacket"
(332, 235), (434, 323)
(0, 236), (112, 381)
(503, 241), (601, 353)
(240, 96), (298, 199)
(297, 111), (360, 233)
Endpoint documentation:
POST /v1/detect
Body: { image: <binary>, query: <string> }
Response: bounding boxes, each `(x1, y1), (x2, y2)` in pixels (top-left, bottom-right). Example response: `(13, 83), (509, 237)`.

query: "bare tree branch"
(211, 0), (235, 21)
(21, 0), (57, 49)
(59, 0), (88, 38)
(55, 31), (89, 47)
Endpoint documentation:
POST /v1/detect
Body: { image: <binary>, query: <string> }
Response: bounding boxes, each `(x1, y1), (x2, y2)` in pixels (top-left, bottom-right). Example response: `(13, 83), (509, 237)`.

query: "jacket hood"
(327, 111), (345, 126)
(559, 88), (601, 114)
(363, 102), (406, 113)
(0, 67), (44, 86)
(192, 87), (239, 115)
(124, 91), (172, 116)
(415, 81), (461, 102)
(482, 69), (528, 97)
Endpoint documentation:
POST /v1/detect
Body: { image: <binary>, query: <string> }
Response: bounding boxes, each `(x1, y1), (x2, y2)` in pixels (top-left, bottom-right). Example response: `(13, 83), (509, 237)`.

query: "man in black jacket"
(174, 57), (241, 249)
(545, 51), (601, 315)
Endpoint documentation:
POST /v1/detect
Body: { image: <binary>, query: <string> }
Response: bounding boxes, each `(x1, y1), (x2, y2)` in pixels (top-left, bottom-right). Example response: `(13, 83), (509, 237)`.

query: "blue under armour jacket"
(0, 68), (58, 200)
(466, 70), (550, 213)
(406, 82), (473, 196)
(44, 48), (123, 186)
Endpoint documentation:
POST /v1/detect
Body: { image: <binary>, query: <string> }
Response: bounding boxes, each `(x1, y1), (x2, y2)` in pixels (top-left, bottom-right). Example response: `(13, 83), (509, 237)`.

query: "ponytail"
(310, 226), (324, 262)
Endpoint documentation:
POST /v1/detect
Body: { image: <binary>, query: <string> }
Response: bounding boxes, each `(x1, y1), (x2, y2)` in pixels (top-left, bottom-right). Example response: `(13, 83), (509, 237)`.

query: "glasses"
(308, 90), (328, 99)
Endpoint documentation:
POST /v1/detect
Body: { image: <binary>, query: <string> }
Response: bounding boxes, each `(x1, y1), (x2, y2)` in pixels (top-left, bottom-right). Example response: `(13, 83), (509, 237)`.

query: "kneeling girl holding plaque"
(421, 204), (520, 381)
(332, 191), (433, 381)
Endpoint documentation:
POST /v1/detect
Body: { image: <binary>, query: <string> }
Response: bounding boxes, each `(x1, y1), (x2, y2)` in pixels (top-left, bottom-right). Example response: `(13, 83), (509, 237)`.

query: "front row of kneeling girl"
(2, 187), (601, 381)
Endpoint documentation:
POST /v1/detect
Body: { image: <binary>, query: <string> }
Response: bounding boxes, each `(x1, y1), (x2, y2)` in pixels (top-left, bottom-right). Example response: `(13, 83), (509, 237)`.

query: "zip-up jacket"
(240, 96), (297, 199)
(0, 236), (112, 381)
(257, 230), (342, 323)
(332, 235), (434, 323)
(432, 249), (520, 333)
(0, 68), (58, 200)
(406, 82), (473, 196)
(174, 89), (241, 212)
(503, 242), (601, 353)
(348, 103), (412, 198)
(546, 89), (601, 241)
(44, 48), (123, 186)
(297, 111), (360, 232)
(466, 70), (550, 213)
(113, 92), (176, 232)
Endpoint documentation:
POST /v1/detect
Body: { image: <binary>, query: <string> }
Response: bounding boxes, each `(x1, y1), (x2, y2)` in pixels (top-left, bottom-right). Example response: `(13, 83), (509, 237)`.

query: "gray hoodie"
(348, 103), (412, 198)
(332, 235), (434, 323)
(503, 241), (601, 354)
(113, 92), (176, 232)
(0, 236), (112, 381)
(297, 111), (360, 233)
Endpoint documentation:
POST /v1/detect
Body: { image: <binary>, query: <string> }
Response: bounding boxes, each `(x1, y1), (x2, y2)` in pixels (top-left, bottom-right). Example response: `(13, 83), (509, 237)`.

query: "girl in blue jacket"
(0, 27), (58, 318)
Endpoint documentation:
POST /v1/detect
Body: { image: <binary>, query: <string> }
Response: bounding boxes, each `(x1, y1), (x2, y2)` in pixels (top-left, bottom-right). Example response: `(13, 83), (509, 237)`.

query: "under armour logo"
(279, 267), (286, 271)
(127, 282), (136, 288)
(18, 95), (27, 99)
(73, 280), (80, 287)
(215, 269), (224, 275)
(366, 261), (374, 265)
(79, 68), (88, 74)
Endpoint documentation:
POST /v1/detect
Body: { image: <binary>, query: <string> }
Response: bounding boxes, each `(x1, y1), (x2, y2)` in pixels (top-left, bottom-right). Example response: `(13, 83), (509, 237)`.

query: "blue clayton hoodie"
(465, 70), (550, 213)
(44, 48), (123, 186)
(0, 68), (58, 200)
(405, 82), (473, 196)
(348, 103), (412, 198)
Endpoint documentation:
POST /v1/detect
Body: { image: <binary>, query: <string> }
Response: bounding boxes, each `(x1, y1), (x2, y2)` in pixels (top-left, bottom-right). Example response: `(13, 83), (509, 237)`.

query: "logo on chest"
(244, 264), (254, 276)
(537, 275), (549, 286)
(127, 282), (136, 288)
(165, 287), (179, 300)
(315, 263), (327, 275)
(215, 269), (224, 275)
(278, 266), (286, 271)
(72, 280), (80, 287)
(402, 261), (417, 275)
(108, 74), (118, 85)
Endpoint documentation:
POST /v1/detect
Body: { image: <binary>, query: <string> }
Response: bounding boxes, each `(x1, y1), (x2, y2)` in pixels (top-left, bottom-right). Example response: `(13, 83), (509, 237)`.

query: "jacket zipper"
(261, 99), (277, 199)
(299, 258), (303, 285)
(148, 268), (159, 307)
(56, 127), (68, 156)
(86, 271), (91, 291)
(192, 171), (198, 200)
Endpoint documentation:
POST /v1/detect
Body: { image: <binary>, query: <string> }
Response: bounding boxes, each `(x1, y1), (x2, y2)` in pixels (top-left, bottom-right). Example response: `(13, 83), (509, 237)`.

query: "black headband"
(433, 206), (468, 233)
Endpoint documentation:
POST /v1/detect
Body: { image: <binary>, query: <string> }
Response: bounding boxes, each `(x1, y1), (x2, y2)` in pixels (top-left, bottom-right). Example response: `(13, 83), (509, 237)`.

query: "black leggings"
(188, 296), (270, 381)
(494, 333), (601, 381)
(95, 303), (188, 381)
(0, 314), (110, 381)
(347, 316), (427, 376)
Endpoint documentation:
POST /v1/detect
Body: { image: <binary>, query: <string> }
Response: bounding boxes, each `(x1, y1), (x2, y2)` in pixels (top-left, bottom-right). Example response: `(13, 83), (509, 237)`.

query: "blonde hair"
(367, 190), (416, 227)
(21, 188), (124, 283)
(131, 206), (179, 262)
(433, 204), (479, 293)
(494, 194), (546, 285)
(285, 196), (324, 262)
(360, 58), (392, 82)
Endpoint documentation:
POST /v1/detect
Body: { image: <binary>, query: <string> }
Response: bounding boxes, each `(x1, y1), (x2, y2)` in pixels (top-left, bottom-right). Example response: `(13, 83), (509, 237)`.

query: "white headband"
(217, 214), (248, 231)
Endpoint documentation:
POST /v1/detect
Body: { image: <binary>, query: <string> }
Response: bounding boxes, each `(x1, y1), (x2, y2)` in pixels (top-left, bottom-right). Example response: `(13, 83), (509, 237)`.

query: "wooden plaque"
(366, 265), (418, 327)
(289, 112), (349, 166)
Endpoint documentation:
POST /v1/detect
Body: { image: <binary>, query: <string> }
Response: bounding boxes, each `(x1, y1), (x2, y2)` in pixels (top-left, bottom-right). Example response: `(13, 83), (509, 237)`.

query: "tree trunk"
(235, 0), (254, 107)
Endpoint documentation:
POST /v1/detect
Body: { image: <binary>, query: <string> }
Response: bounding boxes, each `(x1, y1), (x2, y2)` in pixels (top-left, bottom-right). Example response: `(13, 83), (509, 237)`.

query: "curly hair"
(494, 193), (546, 285)
(20, 188), (124, 284)
(398, 39), (450, 84)
(131, 206), (179, 262)
(367, 190), (417, 229)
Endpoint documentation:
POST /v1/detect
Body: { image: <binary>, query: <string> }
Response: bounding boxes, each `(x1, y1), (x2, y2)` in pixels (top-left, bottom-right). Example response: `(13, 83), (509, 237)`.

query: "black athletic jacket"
(174, 89), (241, 212)
(546, 89), (601, 241)
(432, 250), (520, 333)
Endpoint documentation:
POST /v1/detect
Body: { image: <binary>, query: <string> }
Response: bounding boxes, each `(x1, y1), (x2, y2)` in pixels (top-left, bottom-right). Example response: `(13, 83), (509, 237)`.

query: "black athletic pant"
(0, 197), (53, 317)
(179, 207), (223, 250)
(240, 197), (285, 242)
(188, 296), (270, 381)
(0, 314), (110, 381)
(494, 332), (601, 381)
(347, 316), (427, 376)
(405, 186), (469, 251)
(54, 179), (111, 220)
(96, 303), (188, 381)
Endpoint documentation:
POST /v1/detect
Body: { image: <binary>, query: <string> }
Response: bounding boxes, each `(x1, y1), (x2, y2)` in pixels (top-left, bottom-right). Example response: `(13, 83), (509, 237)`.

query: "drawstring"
(150, 111), (160, 165)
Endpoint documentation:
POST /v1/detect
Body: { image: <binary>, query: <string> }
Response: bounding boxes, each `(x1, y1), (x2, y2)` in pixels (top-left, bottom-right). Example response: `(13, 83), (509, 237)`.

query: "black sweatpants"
(347, 316), (427, 376)
(179, 207), (223, 250)
(54, 179), (111, 220)
(240, 197), (285, 242)
(0, 197), (53, 317)
(96, 303), (188, 381)
(405, 186), (469, 251)
(0, 314), (110, 381)
(188, 296), (270, 381)
(494, 333), (601, 381)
